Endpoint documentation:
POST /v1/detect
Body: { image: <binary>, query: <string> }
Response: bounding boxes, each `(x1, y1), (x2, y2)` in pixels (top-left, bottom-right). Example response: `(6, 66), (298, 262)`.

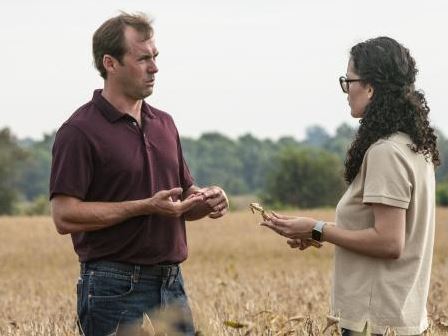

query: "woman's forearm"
(323, 223), (403, 259)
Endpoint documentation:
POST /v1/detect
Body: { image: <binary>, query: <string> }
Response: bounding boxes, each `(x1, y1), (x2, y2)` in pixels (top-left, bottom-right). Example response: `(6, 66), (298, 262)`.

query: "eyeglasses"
(339, 76), (364, 93)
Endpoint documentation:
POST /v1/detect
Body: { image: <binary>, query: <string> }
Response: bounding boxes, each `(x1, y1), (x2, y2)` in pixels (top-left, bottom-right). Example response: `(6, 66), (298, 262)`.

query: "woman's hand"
(260, 211), (317, 240)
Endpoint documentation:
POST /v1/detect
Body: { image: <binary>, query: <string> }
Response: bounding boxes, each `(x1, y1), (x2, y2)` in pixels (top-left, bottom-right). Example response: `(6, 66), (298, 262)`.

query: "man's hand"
(146, 188), (204, 217)
(183, 185), (229, 220)
(200, 186), (229, 219)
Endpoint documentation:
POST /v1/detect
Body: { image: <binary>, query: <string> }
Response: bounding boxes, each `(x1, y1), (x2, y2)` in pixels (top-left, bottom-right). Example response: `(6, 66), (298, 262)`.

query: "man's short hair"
(92, 12), (154, 79)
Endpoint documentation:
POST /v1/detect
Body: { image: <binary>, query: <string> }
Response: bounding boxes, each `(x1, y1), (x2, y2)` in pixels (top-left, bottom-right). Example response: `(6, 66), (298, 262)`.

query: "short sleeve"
(49, 124), (93, 200)
(362, 142), (413, 209)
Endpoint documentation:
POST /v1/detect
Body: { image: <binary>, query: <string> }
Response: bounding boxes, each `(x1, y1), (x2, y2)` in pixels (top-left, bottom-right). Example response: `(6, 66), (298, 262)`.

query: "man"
(50, 12), (228, 336)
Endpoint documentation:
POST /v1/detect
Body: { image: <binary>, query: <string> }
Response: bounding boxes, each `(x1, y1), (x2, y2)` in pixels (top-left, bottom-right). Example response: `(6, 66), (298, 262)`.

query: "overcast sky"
(1, 0), (447, 141)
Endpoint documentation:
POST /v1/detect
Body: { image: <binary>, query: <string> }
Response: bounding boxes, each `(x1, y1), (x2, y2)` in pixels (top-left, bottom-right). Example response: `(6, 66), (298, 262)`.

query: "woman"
(262, 37), (439, 336)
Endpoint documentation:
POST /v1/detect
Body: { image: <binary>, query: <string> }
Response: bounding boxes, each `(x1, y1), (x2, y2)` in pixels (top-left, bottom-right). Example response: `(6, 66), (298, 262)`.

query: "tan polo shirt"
(331, 132), (435, 335)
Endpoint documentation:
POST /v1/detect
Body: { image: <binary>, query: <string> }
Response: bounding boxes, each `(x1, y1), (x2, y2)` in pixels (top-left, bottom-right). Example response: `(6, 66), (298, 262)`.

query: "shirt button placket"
(143, 133), (150, 150)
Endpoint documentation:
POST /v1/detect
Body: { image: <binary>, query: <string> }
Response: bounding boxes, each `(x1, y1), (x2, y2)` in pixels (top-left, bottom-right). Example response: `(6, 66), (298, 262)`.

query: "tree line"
(1, 123), (448, 215)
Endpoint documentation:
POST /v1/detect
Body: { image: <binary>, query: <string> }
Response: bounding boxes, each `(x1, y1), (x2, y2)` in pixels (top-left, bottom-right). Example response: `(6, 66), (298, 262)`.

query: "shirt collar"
(142, 101), (157, 119)
(92, 89), (157, 123)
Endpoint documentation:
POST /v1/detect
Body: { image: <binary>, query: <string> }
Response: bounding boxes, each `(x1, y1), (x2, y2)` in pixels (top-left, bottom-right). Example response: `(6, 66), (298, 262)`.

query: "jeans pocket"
(76, 277), (83, 311)
(88, 271), (135, 302)
(76, 277), (88, 336)
(175, 271), (187, 295)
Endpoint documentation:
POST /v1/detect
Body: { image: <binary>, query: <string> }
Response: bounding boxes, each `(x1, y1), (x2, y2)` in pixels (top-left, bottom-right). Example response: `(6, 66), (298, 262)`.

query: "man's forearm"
(52, 188), (203, 234)
(51, 197), (149, 234)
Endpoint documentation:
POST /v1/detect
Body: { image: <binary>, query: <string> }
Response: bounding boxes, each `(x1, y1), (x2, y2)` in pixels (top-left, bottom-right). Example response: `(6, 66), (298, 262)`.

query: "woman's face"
(346, 59), (373, 118)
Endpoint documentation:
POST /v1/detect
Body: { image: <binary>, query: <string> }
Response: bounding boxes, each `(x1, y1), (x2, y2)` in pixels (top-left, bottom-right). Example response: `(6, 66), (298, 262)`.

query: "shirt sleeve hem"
(49, 191), (85, 201)
(363, 195), (409, 209)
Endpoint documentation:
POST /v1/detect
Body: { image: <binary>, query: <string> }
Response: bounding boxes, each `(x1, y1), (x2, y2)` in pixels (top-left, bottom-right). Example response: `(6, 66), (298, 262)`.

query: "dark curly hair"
(344, 36), (440, 184)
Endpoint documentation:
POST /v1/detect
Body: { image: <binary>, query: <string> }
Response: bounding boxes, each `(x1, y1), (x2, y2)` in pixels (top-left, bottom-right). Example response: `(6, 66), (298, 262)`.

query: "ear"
(367, 84), (374, 100)
(103, 55), (118, 76)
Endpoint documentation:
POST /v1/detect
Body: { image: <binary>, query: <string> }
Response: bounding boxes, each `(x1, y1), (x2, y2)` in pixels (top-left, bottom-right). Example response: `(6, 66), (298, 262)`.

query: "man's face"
(115, 26), (159, 100)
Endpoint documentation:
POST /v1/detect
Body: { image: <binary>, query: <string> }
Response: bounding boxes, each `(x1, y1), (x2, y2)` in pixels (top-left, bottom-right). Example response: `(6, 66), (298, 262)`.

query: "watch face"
(312, 221), (326, 242)
(312, 229), (322, 242)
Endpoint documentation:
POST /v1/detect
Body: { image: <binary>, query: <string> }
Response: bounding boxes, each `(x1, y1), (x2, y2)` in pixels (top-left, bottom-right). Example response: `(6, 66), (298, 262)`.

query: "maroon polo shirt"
(50, 89), (194, 265)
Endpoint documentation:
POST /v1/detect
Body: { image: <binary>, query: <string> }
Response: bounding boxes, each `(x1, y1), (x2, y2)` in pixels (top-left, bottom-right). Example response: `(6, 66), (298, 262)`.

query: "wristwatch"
(312, 220), (327, 242)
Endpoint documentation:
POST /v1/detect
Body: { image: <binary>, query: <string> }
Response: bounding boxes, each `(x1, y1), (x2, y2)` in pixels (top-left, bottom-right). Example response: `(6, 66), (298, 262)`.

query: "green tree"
(188, 133), (247, 194)
(276, 136), (301, 149)
(323, 123), (357, 161)
(436, 182), (448, 206)
(0, 128), (28, 214)
(263, 147), (346, 208)
(304, 125), (330, 148)
(237, 134), (275, 193)
(435, 129), (448, 183)
(24, 195), (51, 215)
(15, 132), (55, 200)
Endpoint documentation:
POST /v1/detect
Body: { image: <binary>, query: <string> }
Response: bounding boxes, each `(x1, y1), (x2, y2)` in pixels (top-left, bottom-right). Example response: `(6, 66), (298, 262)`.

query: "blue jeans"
(77, 260), (195, 336)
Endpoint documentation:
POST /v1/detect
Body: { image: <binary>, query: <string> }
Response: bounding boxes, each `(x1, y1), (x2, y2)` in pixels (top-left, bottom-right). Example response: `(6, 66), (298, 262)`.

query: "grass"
(0, 208), (447, 335)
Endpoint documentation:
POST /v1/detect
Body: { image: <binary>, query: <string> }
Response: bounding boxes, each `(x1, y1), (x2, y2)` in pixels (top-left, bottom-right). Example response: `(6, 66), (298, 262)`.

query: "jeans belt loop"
(165, 265), (171, 278)
(172, 265), (179, 279)
(133, 265), (140, 284)
(169, 265), (179, 286)
(80, 262), (86, 276)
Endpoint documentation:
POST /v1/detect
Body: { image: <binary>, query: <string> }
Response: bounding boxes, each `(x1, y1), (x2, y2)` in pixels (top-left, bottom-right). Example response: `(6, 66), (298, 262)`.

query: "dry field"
(0, 208), (447, 335)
